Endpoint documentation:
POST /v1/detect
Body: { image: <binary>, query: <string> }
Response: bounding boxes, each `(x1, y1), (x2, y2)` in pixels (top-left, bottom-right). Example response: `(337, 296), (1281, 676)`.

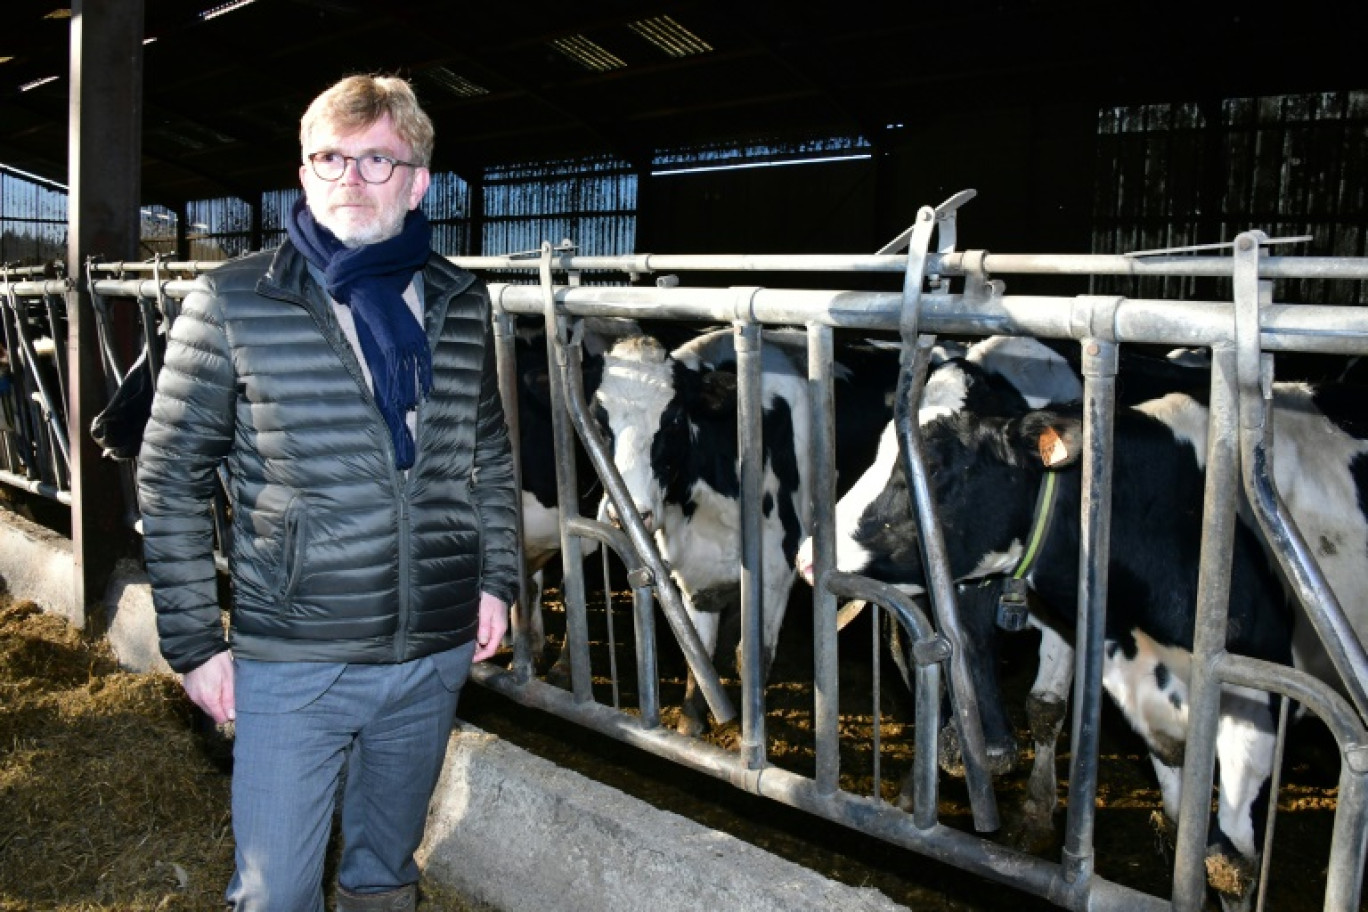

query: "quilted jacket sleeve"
(469, 310), (520, 608)
(136, 278), (236, 674)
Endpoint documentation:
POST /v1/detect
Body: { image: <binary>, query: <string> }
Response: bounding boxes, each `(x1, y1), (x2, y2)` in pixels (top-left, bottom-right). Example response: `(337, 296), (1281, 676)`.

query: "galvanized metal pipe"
(894, 336), (999, 834)
(734, 319), (767, 770)
(828, 571), (943, 831)
(0, 468), (70, 504)
(806, 323), (841, 795)
(1171, 345), (1242, 912)
(565, 515), (662, 728)
(489, 308), (536, 684)
(471, 664), (1169, 912)
(446, 251), (1368, 282)
(1232, 235), (1368, 724)
(487, 284), (1368, 356)
(1061, 338), (1118, 885)
(537, 246), (595, 703)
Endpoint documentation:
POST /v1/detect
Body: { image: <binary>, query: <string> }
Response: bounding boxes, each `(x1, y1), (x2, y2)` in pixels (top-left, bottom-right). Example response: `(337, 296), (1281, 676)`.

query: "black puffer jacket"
(138, 242), (520, 674)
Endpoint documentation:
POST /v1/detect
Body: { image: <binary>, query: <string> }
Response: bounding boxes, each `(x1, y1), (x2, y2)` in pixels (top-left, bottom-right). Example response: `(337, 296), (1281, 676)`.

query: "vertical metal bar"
(490, 305), (535, 684)
(1233, 231), (1368, 723)
(538, 244), (593, 702)
(734, 320), (766, 770)
(1325, 754), (1368, 910)
(871, 605), (882, 801)
(895, 336), (999, 832)
(603, 545), (621, 710)
(632, 581), (659, 728)
(1172, 344), (1241, 911)
(893, 204), (998, 832)
(807, 322), (840, 793)
(1061, 337), (1118, 884)
(1254, 696), (1290, 912)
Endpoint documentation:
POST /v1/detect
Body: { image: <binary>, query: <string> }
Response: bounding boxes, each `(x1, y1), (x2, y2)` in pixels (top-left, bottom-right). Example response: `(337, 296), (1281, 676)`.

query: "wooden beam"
(66, 0), (145, 630)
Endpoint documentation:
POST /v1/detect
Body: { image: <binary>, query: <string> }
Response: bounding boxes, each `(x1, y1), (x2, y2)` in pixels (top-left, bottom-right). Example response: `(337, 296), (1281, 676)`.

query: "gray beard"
(323, 205), (407, 248)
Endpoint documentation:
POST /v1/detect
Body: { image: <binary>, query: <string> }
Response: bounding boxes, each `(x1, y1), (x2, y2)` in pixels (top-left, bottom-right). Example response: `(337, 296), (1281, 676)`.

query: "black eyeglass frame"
(305, 152), (421, 185)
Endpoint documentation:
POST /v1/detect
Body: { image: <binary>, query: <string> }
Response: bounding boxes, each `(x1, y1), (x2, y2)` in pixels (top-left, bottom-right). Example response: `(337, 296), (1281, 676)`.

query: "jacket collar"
(258, 239), (476, 315)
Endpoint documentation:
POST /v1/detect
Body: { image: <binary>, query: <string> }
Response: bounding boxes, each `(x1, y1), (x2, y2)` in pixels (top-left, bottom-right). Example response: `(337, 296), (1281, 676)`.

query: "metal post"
(1061, 336), (1118, 884)
(1171, 345), (1242, 910)
(807, 323), (841, 793)
(734, 319), (766, 769)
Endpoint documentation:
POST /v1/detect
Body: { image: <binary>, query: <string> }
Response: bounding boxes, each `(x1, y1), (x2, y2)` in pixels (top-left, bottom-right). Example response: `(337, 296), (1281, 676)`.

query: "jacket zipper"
(261, 257), (475, 661)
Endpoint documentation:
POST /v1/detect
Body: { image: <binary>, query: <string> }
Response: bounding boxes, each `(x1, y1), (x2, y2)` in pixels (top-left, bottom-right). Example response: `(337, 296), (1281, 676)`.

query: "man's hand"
(182, 650), (235, 725)
(473, 592), (509, 662)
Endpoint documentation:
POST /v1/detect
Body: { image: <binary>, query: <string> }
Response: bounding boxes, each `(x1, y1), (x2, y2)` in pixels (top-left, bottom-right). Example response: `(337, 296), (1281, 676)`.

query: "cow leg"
(1015, 618), (1073, 849)
(1103, 631), (1274, 912)
(1205, 687), (1278, 912)
(508, 567), (548, 656)
(678, 598), (723, 737)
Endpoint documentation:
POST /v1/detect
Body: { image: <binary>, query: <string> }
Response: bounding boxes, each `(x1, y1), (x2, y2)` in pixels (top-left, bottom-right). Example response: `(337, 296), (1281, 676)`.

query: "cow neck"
(1010, 468), (1060, 582)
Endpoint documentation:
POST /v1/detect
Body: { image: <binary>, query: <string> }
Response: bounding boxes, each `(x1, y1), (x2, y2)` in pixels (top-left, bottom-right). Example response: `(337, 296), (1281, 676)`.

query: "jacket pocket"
(277, 495), (309, 600)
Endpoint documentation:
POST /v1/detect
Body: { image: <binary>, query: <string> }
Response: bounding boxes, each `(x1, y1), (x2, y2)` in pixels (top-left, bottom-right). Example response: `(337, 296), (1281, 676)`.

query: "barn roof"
(0, 1), (1363, 205)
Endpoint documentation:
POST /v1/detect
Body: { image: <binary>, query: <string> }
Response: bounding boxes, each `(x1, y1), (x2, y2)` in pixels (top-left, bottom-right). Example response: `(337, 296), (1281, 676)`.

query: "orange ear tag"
(1038, 426), (1070, 467)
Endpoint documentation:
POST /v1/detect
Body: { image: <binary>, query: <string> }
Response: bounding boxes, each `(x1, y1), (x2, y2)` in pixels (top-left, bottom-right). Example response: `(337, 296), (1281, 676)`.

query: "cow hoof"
(1205, 845), (1257, 912)
(675, 713), (706, 738)
(1001, 804), (1058, 855)
(1148, 809), (1178, 852)
(937, 721), (1018, 778)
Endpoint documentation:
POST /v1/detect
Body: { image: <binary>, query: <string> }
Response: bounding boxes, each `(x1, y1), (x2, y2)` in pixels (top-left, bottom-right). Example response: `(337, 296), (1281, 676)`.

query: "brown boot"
(336, 884), (417, 912)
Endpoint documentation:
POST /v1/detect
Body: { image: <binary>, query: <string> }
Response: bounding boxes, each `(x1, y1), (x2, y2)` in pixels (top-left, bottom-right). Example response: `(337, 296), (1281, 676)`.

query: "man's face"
(299, 113), (430, 248)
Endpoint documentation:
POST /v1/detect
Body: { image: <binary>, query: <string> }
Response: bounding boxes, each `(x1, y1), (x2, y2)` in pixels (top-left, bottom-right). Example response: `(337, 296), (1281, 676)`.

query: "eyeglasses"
(305, 152), (420, 184)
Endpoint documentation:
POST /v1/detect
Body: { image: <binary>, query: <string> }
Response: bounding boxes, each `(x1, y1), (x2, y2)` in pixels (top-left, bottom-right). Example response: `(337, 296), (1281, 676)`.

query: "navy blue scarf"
(287, 198), (433, 469)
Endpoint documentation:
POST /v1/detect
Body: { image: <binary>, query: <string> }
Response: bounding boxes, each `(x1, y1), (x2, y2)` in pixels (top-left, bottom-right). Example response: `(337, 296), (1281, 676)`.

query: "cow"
(587, 327), (812, 735)
(801, 349), (1368, 911)
(800, 336), (1085, 799)
(586, 326), (900, 736)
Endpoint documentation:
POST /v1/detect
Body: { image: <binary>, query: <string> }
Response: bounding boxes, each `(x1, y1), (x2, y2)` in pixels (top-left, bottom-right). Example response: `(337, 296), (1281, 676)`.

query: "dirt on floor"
(0, 588), (485, 912)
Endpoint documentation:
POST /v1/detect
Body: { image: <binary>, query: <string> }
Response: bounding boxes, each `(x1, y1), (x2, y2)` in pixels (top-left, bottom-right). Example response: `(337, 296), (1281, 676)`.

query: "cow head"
(592, 334), (739, 534)
(796, 356), (1042, 587)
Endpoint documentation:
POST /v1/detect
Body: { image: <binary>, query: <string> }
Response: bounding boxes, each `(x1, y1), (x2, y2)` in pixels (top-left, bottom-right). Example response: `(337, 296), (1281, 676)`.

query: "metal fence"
(449, 202), (1368, 912)
(4, 198), (1368, 911)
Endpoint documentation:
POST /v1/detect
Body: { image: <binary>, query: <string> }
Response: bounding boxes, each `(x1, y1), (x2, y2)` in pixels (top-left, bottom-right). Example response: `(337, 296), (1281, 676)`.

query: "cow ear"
(1020, 412), (1082, 469)
(699, 368), (739, 414)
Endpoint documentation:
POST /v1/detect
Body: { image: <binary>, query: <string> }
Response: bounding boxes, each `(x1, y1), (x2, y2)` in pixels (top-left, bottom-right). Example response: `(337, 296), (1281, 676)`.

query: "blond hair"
(300, 75), (434, 167)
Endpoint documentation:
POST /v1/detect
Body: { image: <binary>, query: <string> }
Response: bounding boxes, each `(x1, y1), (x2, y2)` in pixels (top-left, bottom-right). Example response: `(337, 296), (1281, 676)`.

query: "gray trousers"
(225, 643), (475, 911)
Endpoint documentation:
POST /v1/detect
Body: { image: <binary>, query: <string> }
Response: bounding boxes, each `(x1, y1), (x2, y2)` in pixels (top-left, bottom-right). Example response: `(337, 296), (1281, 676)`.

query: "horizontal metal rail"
(486, 283), (1368, 354)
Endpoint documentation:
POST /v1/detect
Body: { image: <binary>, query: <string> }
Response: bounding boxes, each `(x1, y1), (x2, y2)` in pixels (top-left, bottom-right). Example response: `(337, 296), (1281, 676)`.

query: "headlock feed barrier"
(5, 191), (1368, 911)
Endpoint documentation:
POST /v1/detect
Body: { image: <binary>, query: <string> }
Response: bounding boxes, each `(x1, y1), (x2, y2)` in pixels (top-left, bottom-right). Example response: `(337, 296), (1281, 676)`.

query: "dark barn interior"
(0, 1), (1364, 264)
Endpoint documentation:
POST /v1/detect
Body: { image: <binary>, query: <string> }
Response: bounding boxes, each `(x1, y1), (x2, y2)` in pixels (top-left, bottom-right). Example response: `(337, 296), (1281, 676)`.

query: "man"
(137, 74), (519, 911)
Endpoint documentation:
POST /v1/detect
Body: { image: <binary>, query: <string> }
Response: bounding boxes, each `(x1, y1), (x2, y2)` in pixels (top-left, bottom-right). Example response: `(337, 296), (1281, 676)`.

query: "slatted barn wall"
(1091, 90), (1368, 308)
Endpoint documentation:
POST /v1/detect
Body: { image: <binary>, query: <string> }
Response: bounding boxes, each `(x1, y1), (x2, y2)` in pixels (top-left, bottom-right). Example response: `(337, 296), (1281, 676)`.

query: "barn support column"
(65, 0), (145, 630)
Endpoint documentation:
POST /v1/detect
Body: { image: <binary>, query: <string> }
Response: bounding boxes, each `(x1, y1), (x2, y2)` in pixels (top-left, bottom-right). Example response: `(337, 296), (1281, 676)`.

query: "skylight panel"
(550, 35), (626, 73)
(628, 16), (712, 58)
(422, 66), (489, 98)
(200, 0), (256, 21)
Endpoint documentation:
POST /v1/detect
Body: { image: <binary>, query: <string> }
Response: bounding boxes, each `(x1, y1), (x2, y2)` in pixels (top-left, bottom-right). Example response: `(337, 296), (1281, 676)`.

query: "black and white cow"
(588, 328), (814, 734)
(800, 335), (1085, 805)
(585, 326), (900, 735)
(805, 350), (1368, 910)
